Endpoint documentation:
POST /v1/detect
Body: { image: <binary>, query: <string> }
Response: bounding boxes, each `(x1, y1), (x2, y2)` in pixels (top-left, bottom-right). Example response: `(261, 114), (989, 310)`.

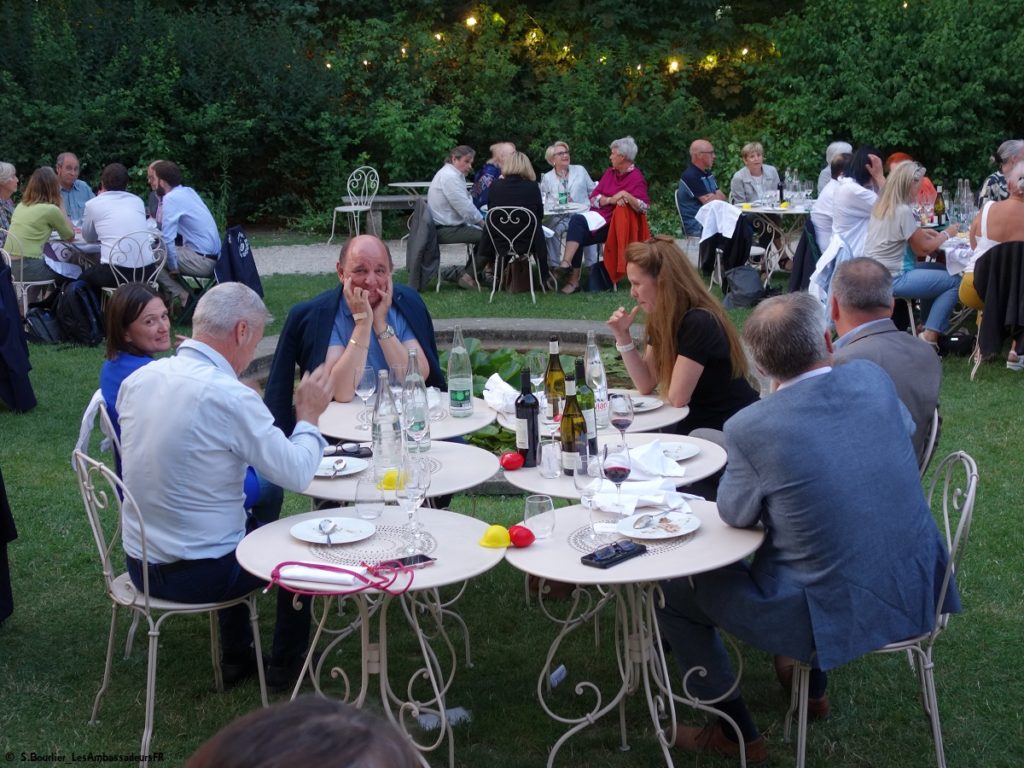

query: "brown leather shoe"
(671, 723), (768, 764)
(774, 655), (831, 720)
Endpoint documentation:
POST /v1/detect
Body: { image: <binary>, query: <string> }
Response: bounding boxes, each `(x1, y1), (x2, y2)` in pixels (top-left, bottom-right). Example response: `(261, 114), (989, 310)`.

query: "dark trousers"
(81, 263), (158, 293)
(126, 548), (309, 664)
(566, 215), (609, 268)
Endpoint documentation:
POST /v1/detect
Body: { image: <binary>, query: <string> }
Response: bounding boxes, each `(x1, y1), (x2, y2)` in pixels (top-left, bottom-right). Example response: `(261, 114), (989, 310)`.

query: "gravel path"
(252, 239), (469, 276)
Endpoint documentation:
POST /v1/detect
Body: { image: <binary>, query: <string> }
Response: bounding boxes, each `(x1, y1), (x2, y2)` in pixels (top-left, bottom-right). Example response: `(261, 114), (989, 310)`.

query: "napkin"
(482, 373), (518, 413)
(696, 200), (740, 242)
(942, 239), (973, 276)
(426, 387), (442, 410)
(278, 564), (368, 586)
(627, 441), (687, 481)
(591, 477), (690, 516)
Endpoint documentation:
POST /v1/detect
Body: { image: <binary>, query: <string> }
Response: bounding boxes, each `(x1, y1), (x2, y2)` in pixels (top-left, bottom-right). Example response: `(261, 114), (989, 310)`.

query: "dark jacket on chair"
(973, 240), (1024, 357)
(0, 265), (36, 413)
(214, 226), (264, 297)
(405, 199), (440, 291)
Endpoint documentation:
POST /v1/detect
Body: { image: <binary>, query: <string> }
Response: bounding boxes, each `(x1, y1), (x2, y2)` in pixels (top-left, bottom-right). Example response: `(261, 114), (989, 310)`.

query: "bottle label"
(515, 418), (529, 449)
(583, 410), (597, 439)
(561, 449), (578, 473)
(549, 340), (558, 354)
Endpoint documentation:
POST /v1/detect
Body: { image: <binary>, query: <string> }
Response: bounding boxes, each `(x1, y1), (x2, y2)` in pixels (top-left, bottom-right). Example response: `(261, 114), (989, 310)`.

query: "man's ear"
(823, 328), (834, 355)
(829, 295), (840, 322)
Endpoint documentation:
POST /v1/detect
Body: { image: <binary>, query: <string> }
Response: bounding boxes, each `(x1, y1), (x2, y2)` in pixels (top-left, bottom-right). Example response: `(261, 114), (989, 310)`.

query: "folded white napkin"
(482, 373), (518, 413)
(696, 200), (741, 242)
(591, 489), (690, 517)
(426, 387), (442, 409)
(278, 564), (368, 586)
(628, 440), (687, 481)
(943, 239), (973, 276)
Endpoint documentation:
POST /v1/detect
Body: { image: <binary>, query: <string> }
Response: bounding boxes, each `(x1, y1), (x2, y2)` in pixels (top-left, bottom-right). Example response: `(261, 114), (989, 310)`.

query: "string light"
(434, 32), (443, 41)
(325, 61), (332, 69)
(465, 15), (477, 28)
(741, 47), (749, 56)
(668, 59), (680, 73)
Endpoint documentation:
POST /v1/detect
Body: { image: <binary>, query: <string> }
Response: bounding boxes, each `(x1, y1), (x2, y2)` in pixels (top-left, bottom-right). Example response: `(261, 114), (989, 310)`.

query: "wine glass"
(389, 364), (406, 413)
(402, 387), (430, 452)
(354, 365), (376, 430)
(525, 350), (546, 393)
(600, 443), (632, 516)
(573, 448), (606, 541)
(354, 468), (385, 520)
(396, 455), (431, 554)
(608, 393), (635, 444)
(523, 494), (556, 539)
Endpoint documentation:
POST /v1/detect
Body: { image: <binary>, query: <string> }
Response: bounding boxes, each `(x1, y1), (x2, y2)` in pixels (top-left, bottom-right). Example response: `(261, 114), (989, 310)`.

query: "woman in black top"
(478, 151), (552, 288)
(607, 235), (758, 433)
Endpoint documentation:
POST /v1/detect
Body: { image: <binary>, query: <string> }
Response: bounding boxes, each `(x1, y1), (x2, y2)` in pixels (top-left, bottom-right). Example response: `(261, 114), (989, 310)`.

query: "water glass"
(354, 470), (385, 520)
(354, 365), (376, 430)
(572, 449), (602, 509)
(539, 433), (562, 479)
(524, 495), (556, 539)
(389, 364), (406, 412)
(397, 455), (431, 553)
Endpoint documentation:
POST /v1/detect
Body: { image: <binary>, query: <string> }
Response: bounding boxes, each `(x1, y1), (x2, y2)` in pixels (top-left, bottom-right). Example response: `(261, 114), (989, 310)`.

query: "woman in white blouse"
(539, 141), (596, 270)
(832, 145), (886, 258)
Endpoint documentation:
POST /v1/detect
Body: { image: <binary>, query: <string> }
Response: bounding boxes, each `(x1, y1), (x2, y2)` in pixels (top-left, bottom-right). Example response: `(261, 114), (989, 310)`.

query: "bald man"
(676, 139), (727, 237)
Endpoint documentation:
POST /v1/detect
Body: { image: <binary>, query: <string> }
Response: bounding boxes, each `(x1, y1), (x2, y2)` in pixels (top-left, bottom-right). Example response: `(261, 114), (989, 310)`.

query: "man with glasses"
(677, 139), (726, 237)
(55, 152), (95, 222)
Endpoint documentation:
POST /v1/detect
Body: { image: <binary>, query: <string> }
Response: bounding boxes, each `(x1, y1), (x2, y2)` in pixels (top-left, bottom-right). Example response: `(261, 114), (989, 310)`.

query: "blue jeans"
(892, 264), (961, 334)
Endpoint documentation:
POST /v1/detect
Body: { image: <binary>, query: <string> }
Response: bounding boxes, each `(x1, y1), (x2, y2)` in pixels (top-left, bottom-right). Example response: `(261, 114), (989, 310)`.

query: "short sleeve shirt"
(329, 303), (415, 372)
(864, 204), (918, 275)
(672, 308), (759, 433)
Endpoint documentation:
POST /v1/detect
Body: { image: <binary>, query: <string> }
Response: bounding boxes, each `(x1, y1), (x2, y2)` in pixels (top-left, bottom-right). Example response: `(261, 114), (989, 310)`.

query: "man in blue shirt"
(676, 139), (726, 236)
(56, 152), (95, 222)
(150, 160), (221, 304)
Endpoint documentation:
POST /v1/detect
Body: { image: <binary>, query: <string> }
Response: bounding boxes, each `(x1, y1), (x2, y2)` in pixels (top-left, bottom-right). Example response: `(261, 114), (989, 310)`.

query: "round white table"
(504, 502), (763, 767)
(304, 440), (500, 503)
(542, 202), (590, 217)
(495, 392), (690, 437)
(236, 506), (505, 767)
(320, 397), (495, 442)
(503, 432), (727, 499)
(387, 181), (431, 196)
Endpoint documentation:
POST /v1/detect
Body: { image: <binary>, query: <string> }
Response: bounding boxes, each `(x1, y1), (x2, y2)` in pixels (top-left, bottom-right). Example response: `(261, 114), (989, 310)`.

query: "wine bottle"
(402, 347), (431, 452)
(544, 335), (565, 421)
(559, 375), (585, 476)
(574, 358), (598, 456)
(514, 369), (539, 468)
(371, 369), (402, 482)
(934, 185), (945, 226)
(448, 324), (474, 418)
(778, 176), (786, 205)
(585, 330), (609, 429)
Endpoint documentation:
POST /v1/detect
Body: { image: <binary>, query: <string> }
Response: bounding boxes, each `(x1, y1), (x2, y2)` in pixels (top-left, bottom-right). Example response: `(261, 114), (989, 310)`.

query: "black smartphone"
(391, 554), (436, 569)
(580, 540), (647, 569)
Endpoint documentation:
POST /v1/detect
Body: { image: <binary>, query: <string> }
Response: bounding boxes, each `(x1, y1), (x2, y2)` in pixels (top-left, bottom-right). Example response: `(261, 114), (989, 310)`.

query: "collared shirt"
(329, 302), (415, 372)
(159, 185), (221, 270)
(428, 163), (483, 227)
(82, 191), (152, 266)
(833, 318), (891, 351)
(60, 179), (95, 222)
(678, 163), (720, 235)
(776, 365), (832, 391)
(118, 339), (325, 563)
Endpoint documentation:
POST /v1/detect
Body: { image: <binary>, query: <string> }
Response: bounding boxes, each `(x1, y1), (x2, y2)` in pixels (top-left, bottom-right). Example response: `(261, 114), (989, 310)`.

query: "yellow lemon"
(741, 203), (752, 209)
(377, 469), (407, 491)
(780, 201), (790, 209)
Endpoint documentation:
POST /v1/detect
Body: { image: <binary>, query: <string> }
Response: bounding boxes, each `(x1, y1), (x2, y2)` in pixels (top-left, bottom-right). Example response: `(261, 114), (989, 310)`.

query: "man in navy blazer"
(831, 257), (941, 465)
(658, 292), (957, 762)
(264, 235), (445, 435)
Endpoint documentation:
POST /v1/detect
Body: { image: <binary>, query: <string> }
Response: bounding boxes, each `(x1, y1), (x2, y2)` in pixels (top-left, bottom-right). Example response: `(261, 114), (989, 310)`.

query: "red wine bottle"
(514, 369), (539, 468)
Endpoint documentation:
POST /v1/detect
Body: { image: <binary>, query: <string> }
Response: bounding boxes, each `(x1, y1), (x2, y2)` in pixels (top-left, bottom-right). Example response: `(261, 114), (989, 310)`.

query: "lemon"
(780, 201), (790, 209)
(741, 203), (752, 209)
(377, 469), (407, 490)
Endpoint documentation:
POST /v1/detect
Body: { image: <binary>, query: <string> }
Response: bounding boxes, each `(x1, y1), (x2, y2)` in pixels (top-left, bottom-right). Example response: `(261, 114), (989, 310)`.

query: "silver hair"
(743, 293), (829, 382)
(0, 162), (15, 184)
(825, 141), (852, 165)
(192, 283), (271, 338)
(610, 136), (638, 162)
(832, 257), (893, 311)
(55, 152), (78, 168)
(1008, 160), (1024, 198)
(993, 139), (1024, 166)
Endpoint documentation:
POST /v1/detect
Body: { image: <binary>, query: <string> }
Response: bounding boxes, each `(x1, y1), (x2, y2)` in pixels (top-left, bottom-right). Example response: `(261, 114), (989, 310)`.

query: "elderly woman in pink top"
(556, 136), (649, 294)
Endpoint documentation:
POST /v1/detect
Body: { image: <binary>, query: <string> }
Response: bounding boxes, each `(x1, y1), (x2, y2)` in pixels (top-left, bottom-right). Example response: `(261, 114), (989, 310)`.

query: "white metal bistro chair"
(919, 406), (941, 478)
(101, 230), (168, 308)
(484, 206), (545, 303)
(72, 451), (268, 766)
(1, 228), (56, 316)
(329, 165), (379, 243)
(783, 450), (978, 768)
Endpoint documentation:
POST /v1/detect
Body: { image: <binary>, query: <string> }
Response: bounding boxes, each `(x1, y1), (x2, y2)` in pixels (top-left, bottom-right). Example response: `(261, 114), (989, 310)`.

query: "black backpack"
(55, 280), (104, 346)
(24, 306), (62, 344)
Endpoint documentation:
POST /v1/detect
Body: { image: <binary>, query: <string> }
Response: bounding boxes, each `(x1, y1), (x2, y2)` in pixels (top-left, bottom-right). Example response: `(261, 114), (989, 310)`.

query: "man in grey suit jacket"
(658, 292), (957, 762)
(831, 257), (941, 464)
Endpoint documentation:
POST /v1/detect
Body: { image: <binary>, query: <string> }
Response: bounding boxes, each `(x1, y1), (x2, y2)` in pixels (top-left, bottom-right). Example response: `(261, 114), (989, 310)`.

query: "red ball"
(499, 452), (525, 471)
(508, 524), (535, 548)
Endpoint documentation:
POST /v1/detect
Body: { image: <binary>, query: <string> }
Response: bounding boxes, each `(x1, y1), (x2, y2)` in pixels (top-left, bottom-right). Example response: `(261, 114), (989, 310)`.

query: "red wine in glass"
(608, 393), (634, 443)
(603, 465), (631, 484)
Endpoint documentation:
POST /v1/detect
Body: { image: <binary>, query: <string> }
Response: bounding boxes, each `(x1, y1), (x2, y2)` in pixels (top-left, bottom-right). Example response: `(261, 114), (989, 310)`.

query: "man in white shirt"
(427, 145), (485, 289)
(809, 152), (850, 250)
(81, 163), (155, 296)
(118, 283), (332, 687)
(150, 160), (221, 304)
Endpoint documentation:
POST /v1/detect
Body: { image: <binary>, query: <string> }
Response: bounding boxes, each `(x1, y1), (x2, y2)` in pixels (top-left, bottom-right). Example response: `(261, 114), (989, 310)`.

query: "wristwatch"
(376, 324), (396, 341)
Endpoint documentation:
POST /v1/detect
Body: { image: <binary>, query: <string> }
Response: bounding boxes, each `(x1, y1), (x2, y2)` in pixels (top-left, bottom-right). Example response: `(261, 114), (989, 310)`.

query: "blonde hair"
(625, 236), (748, 392)
(741, 142), (764, 160)
(21, 167), (61, 206)
(545, 141), (570, 165)
(872, 161), (921, 220)
(500, 151), (536, 181)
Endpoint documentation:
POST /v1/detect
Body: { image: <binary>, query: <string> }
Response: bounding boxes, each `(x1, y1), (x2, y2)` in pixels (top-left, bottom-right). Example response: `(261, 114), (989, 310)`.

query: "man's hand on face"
(294, 364), (333, 425)
(370, 277), (393, 329)
(342, 276), (373, 320)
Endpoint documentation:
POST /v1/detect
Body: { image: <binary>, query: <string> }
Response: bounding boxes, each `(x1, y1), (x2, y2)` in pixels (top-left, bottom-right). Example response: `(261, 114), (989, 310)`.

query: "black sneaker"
(221, 649), (262, 688)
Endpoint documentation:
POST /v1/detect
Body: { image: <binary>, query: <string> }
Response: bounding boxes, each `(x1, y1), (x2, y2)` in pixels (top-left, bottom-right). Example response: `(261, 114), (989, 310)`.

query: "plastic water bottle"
(448, 324), (474, 418)
(584, 330), (609, 429)
(402, 348), (431, 452)
(371, 369), (402, 482)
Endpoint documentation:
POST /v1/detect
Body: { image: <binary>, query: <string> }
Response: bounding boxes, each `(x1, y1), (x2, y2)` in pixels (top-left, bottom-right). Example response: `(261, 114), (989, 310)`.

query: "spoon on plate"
(318, 519), (337, 545)
(632, 514), (656, 530)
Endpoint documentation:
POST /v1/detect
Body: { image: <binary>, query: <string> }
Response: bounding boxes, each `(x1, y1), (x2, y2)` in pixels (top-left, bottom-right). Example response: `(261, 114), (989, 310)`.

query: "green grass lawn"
(1, 274), (1021, 767)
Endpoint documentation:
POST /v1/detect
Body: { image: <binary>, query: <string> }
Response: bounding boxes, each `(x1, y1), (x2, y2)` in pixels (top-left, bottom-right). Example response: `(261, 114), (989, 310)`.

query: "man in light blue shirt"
(56, 152), (95, 222)
(118, 283), (333, 688)
(150, 160), (221, 304)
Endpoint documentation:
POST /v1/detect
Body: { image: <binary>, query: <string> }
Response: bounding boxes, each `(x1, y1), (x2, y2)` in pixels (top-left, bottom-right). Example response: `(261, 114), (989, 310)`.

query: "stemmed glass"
(389, 364), (406, 414)
(402, 387), (430, 452)
(600, 442), (632, 516)
(525, 350), (546, 393)
(354, 365), (376, 430)
(573, 448), (607, 541)
(608, 393), (635, 444)
(396, 455), (431, 554)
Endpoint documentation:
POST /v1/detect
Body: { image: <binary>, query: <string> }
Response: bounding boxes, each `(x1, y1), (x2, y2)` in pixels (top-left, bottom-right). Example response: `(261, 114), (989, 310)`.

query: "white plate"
(631, 397), (663, 413)
(617, 509), (700, 540)
(315, 456), (369, 478)
(290, 517), (376, 545)
(662, 443), (701, 461)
